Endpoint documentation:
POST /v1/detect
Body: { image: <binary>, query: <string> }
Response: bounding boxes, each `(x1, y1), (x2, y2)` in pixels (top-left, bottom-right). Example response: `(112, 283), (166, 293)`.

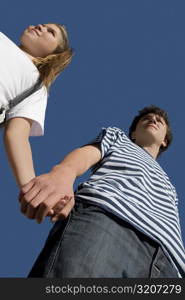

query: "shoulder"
(0, 32), (11, 42)
(36, 84), (48, 97)
(0, 32), (19, 52)
(0, 32), (38, 73)
(104, 126), (128, 139)
(103, 126), (125, 134)
(99, 126), (130, 145)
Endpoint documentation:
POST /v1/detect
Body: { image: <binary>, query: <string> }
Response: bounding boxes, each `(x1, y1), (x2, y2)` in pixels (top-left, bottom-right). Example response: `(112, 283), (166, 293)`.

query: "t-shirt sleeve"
(6, 86), (47, 136)
(84, 126), (125, 159)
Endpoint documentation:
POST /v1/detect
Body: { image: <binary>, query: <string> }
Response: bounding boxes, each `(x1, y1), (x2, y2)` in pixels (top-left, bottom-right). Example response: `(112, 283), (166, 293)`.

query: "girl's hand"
(19, 167), (75, 223)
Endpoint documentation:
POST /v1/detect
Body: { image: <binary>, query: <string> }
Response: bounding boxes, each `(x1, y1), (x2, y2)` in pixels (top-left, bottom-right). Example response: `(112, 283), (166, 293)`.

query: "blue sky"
(0, 0), (185, 277)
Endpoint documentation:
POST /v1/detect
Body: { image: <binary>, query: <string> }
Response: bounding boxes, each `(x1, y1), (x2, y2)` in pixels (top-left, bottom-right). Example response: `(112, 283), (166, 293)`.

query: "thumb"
(51, 198), (75, 222)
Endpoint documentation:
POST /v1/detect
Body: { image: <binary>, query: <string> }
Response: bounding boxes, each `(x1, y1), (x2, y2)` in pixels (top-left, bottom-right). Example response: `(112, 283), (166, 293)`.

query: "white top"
(0, 32), (47, 136)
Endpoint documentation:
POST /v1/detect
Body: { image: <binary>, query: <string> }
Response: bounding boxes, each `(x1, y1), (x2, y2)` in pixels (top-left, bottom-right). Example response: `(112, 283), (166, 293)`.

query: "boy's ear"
(131, 132), (136, 140)
(161, 138), (167, 148)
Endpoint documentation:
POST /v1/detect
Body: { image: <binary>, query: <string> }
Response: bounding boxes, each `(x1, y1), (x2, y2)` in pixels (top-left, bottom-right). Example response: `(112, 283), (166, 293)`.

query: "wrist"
(51, 163), (77, 183)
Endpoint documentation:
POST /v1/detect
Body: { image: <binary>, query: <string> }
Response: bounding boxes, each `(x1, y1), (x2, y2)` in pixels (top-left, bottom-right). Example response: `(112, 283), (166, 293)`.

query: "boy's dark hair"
(128, 105), (173, 157)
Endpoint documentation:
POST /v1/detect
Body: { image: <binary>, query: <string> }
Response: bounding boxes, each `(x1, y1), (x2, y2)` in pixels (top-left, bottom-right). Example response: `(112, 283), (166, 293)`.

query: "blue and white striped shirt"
(76, 127), (185, 277)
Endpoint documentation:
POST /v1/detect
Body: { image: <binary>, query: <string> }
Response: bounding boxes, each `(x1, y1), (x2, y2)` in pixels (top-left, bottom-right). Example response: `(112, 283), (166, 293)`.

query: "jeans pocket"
(45, 213), (72, 277)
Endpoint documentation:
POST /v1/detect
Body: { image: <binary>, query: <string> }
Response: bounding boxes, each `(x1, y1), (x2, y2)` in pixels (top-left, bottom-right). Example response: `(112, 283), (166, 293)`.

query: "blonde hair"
(33, 24), (73, 89)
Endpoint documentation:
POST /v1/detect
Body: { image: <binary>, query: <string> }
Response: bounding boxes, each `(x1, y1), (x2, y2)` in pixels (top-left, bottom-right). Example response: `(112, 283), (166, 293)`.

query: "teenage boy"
(21, 105), (185, 278)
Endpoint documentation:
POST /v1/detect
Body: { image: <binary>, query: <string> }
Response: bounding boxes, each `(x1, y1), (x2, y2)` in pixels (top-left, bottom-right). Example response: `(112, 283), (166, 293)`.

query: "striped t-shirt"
(75, 126), (185, 277)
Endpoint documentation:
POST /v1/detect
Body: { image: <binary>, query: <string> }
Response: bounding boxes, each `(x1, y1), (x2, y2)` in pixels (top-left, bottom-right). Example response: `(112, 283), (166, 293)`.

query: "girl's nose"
(35, 24), (44, 32)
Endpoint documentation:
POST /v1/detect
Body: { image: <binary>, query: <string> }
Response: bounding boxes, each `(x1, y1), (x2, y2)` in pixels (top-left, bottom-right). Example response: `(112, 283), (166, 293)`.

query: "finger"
(52, 200), (65, 214)
(20, 193), (31, 214)
(20, 200), (28, 215)
(52, 197), (72, 214)
(49, 198), (72, 221)
(25, 189), (53, 219)
(34, 194), (64, 223)
(21, 179), (35, 194)
(51, 199), (74, 222)
(51, 197), (75, 223)
(18, 191), (24, 203)
(22, 186), (41, 203)
(20, 186), (41, 215)
(47, 209), (54, 217)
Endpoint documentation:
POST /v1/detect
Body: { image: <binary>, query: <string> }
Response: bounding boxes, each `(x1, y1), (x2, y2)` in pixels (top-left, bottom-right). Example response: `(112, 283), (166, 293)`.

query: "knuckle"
(36, 176), (46, 185)
(44, 184), (53, 192)
(35, 179), (43, 187)
(21, 186), (27, 193)
(36, 175), (49, 185)
(71, 197), (75, 204)
(60, 211), (68, 219)
(23, 195), (31, 203)
(40, 202), (50, 211)
(29, 202), (38, 209)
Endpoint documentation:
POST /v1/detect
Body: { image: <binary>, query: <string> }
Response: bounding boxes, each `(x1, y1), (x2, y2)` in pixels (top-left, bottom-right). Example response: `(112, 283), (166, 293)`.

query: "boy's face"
(131, 113), (167, 149)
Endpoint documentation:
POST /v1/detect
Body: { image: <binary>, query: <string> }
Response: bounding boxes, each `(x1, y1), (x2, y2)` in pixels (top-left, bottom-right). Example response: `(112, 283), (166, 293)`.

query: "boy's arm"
(20, 144), (101, 223)
(52, 144), (101, 179)
(3, 117), (35, 187)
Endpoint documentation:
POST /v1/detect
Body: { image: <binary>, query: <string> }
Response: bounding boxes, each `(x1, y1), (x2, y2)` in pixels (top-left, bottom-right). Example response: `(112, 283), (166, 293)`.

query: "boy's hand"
(19, 167), (75, 223)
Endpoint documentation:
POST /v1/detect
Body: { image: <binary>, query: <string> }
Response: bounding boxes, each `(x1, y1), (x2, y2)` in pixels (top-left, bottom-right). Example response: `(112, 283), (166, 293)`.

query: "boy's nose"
(150, 116), (157, 124)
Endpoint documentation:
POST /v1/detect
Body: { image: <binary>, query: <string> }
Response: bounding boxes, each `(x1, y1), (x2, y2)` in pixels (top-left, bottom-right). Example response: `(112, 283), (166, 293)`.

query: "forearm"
(51, 145), (101, 181)
(4, 133), (35, 187)
(3, 118), (35, 187)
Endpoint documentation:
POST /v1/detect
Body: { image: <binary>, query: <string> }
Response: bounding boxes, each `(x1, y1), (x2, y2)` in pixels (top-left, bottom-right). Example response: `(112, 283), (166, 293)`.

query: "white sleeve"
(6, 86), (48, 136)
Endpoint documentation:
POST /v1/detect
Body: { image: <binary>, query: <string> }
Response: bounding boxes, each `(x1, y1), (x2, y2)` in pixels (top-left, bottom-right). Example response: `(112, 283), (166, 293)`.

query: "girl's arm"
(3, 117), (35, 187)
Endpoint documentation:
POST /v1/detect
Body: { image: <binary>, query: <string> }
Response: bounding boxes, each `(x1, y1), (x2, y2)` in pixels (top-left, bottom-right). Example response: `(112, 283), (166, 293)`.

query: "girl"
(0, 23), (73, 189)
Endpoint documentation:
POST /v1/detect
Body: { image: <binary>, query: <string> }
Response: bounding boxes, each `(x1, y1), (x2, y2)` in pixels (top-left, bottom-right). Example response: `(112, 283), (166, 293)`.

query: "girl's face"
(20, 23), (63, 57)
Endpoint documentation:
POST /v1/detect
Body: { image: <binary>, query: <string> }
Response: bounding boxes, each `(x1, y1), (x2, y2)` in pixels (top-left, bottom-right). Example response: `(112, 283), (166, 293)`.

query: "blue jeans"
(28, 200), (178, 278)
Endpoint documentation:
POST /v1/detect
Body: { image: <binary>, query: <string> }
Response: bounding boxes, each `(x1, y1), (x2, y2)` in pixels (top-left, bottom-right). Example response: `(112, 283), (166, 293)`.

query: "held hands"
(19, 166), (76, 223)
